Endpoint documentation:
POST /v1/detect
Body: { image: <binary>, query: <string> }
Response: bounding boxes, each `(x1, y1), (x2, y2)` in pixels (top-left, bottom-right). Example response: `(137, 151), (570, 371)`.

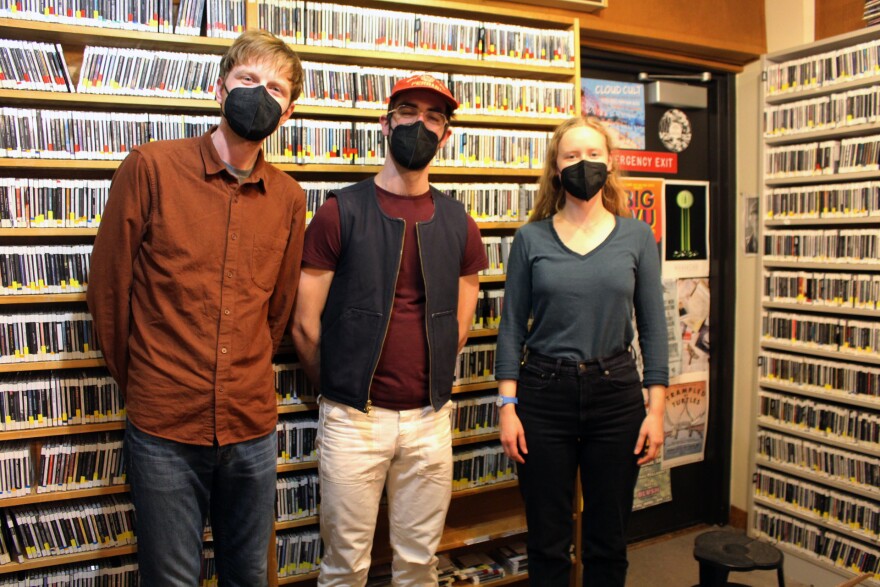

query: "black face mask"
(560, 160), (608, 202)
(388, 121), (440, 170)
(222, 85), (284, 142)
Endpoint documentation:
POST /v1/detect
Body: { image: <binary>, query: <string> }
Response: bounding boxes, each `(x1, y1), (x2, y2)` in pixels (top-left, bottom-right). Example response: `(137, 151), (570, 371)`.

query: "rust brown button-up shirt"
(87, 128), (306, 446)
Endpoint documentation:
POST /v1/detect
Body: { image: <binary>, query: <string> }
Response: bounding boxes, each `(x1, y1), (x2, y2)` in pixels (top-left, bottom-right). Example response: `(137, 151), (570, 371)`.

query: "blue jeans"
(126, 421), (277, 587)
(515, 349), (645, 587)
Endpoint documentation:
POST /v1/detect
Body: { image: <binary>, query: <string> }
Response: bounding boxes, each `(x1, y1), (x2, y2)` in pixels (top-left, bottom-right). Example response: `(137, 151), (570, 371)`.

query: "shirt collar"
(200, 126), (270, 193)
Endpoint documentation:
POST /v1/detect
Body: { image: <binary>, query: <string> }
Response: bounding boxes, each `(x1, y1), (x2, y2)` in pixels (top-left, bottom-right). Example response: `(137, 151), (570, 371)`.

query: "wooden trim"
(452, 431), (500, 446)
(467, 328), (499, 338)
(0, 159), (543, 178)
(276, 461), (319, 474)
(452, 381), (498, 394)
(815, 0), (866, 41)
(0, 545), (137, 575)
(728, 505), (748, 530)
(277, 570), (320, 584)
(336, 0), (576, 27)
(0, 292), (86, 304)
(581, 38), (748, 74)
(0, 484), (129, 508)
(0, 358), (104, 373)
(0, 18), (232, 51)
(495, 0), (605, 12)
(0, 422), (124, 442)
(0, 228), (99, 237)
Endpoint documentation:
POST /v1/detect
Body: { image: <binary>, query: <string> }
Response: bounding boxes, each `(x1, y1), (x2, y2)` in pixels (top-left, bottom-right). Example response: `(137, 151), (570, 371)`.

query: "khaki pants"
(316, 398), (453, 587)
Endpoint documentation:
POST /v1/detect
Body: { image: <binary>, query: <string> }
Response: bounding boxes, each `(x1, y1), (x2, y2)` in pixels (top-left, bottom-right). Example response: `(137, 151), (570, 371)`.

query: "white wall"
(729, 0), (814, 515)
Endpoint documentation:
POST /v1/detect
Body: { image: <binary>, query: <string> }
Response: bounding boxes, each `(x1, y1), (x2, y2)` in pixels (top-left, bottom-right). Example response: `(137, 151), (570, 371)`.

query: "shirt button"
(604, 370), (610, 375)
(227, 271), (233, 278)
(221, 347), (228, 354)
(219, 386), (224, 392)
(231, 234), (237, 241)
(224, 309), (231, 315)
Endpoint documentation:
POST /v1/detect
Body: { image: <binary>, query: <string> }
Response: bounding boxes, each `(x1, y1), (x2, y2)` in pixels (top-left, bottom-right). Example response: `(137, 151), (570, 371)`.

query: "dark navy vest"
(320, 178), (469, 412)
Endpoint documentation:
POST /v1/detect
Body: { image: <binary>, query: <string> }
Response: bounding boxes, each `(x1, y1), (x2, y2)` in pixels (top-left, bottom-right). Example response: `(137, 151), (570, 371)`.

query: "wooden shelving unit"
(0, 1), (581, 581)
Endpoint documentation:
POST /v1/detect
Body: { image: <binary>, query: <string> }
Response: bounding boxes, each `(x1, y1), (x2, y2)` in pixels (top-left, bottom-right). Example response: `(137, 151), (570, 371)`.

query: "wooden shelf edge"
(277, 461), (319, 474)
(0, 90), (568, 127)
(0, 358), (105, 372)
(0, 421), (124, 441)
(0, 292), (87, 304)
(452, 431), (500, 447)
(452, 479), (518, 499)
(452, 381), (498, 394)
(277, 403), (318, 415)
(0, 158), (543, 177)
(0, 484), (129, 507)
(278, 569), (320, 584)
(467, 328), (499, 338)
(275, 516), (319, 531)
(0, 228), (99, 236)
(478, 274), (507, 283)
(0, 544), (137, 575)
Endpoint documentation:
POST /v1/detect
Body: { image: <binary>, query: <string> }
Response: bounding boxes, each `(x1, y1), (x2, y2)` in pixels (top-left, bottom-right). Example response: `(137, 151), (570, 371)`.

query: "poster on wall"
(658, 108), (693, 153)
(581, 78), (645, 150)
(744, 196), (759, 256)
(622, 177), (664, 247)
(676, 278), (710, 374)
(662, 278), (682, 379)
(632, 453), (672, 511)
(662, 372), (709, 469)
(662, 180), (710, 279)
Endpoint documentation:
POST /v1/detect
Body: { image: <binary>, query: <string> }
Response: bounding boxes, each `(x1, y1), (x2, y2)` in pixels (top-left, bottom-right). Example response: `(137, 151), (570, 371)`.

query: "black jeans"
(516, 349), (645, 587)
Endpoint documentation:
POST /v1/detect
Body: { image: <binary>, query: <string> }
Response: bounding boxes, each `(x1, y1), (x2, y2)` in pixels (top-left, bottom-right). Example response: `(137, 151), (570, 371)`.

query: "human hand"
(499, 407), (527, 464)
(635, 411), (664, 466)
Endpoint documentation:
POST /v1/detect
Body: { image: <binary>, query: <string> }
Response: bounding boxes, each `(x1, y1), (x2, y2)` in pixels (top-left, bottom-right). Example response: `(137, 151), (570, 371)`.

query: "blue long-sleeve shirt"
(494, 215), (669, 388)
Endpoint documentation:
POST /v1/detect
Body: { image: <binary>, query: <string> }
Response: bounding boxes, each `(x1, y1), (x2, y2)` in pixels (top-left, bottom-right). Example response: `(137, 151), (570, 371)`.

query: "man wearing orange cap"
(292, 74), (488, 585)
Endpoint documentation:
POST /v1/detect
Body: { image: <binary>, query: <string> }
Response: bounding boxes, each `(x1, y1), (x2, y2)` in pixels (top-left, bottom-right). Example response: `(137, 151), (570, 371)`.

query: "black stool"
(693, 530), (785, 587)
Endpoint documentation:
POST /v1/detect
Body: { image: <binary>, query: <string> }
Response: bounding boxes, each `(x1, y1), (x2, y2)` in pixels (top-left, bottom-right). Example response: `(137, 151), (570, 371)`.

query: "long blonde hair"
(529, 116), (629, 222)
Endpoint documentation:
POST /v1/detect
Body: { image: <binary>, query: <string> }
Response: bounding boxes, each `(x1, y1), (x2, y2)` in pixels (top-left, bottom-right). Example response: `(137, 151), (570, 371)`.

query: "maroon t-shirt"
(302, 185), (488, 409)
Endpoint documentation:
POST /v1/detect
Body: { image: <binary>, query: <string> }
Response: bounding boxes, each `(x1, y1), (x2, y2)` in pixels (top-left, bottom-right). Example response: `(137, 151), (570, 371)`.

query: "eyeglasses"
(388, 105), (448, 131)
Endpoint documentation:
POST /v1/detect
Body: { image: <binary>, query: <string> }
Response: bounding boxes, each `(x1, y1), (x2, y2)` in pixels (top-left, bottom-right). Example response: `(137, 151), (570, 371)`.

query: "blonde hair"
(529, 116), (630, 222)
(219, 30), (304, 102)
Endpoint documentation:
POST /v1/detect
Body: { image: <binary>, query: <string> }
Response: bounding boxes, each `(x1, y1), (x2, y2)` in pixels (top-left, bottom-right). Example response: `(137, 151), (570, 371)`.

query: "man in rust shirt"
(86, 30), (305, 586)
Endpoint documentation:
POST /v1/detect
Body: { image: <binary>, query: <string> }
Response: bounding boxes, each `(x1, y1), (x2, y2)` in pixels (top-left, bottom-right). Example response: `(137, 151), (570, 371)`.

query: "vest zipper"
(364, 219), (406, 413)
(415, 222), (432, 409)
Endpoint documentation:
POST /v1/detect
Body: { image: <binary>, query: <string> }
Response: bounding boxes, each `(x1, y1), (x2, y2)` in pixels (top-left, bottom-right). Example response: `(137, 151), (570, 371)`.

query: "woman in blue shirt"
(495, 116), (668, 587)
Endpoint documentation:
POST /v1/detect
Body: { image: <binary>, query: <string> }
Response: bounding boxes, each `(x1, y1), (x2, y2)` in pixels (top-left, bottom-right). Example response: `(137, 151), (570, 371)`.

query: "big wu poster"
(623, 177), (664, 248)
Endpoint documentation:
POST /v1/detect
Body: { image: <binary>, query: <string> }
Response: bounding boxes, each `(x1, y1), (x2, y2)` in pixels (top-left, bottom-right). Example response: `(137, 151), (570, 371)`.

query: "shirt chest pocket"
(250, 234), (288, 292)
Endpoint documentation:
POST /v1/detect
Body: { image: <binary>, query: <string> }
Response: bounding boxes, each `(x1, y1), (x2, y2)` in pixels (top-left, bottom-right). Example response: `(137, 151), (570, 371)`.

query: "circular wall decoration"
(658, 108), (692, 153)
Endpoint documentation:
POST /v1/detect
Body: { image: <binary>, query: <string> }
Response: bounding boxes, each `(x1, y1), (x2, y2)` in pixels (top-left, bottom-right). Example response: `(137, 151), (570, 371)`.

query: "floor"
(626, 525), (810, 587)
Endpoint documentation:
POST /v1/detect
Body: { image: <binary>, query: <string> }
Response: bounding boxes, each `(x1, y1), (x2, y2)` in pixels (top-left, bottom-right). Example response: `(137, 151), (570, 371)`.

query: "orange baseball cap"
(389, 74), (459, 110)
